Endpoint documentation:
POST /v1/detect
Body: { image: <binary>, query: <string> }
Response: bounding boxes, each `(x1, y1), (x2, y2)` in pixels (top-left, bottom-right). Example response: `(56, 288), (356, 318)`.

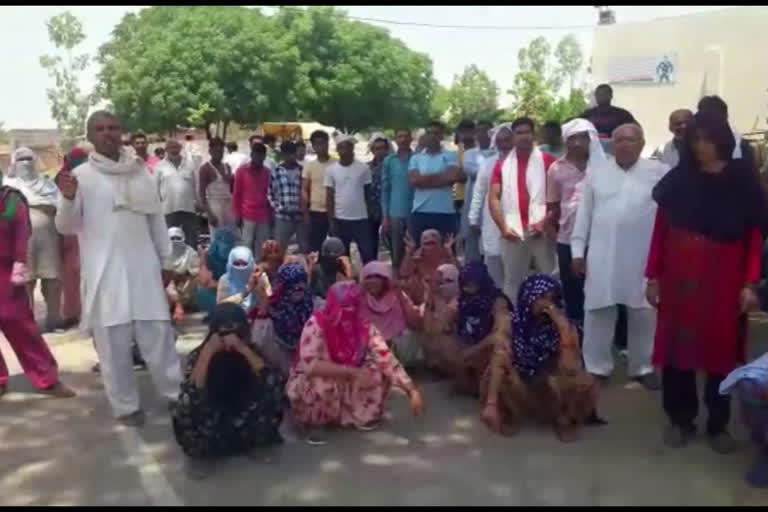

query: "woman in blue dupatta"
(452, 262), (513, 396)
(480, 273), (597, 442)
(196, 226), (237, 316)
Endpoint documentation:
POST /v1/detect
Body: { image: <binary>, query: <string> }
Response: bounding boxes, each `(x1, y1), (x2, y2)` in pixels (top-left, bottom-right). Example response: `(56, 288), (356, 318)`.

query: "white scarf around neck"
(500, 147), (547, 239)
(90, 149), (161, 215)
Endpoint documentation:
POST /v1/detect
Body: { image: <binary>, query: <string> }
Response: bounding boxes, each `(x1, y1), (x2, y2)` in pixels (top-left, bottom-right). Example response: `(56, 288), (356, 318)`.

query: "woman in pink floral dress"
(286, 281), (425, 445)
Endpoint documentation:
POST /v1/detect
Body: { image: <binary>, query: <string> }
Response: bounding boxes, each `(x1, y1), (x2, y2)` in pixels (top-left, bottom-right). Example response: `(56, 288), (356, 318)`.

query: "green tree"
(39, 11), (100, 137)
(554, 34), (584, 92)
(98, 6), (292, 138)
(430, 83), (451, 122)
(271, 6), (435, 133)
(507, 33), (587, 126)
(445, 64), (500, 126)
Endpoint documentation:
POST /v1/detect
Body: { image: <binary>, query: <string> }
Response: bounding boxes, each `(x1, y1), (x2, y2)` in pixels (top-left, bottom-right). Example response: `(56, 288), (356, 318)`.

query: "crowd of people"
(1, 83), (767, 487)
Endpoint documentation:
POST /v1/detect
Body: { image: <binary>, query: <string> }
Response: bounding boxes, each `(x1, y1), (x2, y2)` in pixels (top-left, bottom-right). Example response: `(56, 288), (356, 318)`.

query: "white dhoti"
(583, 306), (655, 378)
(92, 320), (182, 417)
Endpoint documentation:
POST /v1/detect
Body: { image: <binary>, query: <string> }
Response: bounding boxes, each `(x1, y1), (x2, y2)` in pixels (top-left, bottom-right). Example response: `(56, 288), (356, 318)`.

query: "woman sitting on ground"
(421, 263), (460, 375)
(359, 261), (423, 368)
(308, 237), (353, 304)
(286, 281), (424, 445)
(480, 274), (597, 442)
(216, 246), (261, 312)
(400, 229), (456, 306)
(452, 262), (512, 396)
(172, 303), (285, 479)
(163, 227), (200, 324)
(197, 226), (237, 316)
(251, 262), (315, 377)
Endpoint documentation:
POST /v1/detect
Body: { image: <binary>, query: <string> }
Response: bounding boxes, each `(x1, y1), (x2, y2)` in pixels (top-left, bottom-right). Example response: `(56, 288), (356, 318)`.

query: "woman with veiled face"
(286, 281), (424, 446)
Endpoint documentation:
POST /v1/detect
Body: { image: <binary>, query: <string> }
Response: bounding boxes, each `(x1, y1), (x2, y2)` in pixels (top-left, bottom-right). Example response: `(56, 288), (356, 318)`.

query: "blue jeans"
(335, 219), (375, 264)
(409, 212), (457, 247)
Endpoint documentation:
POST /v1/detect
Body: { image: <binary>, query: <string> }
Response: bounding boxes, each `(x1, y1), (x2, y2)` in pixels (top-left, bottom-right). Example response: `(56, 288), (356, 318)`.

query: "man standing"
(697, 95), (757, 170)
(476, 120), (496, 159)
(580, 84), (637, 155)
(488, 117), (557, 300)
(539, 121), (565, 158)
(131, 132), (160, 174)
(233, 142), (272, 260)
(156, 139), (199, 248)
(198, 137), (234, 237)
(408, 120), (463, 243)
(381, 129), (414, 274)
(268, 141), (308, 253)
(367, 134), (390, 259)
(302, 130), (336, 252)
(456, 120), (483, 263)
(570, 123), (668, 390)
(546, 118), (606, 325)
(325, 134), (375, 264)
(224, 141), (249, 175)
(652, 109), (693, 168)
(5, 147), (62, 332)
(55, 111), (182, 426)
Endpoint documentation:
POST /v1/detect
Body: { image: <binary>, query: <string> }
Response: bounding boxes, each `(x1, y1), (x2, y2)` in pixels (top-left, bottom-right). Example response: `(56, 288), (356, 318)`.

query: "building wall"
(591, 6), (768, 155)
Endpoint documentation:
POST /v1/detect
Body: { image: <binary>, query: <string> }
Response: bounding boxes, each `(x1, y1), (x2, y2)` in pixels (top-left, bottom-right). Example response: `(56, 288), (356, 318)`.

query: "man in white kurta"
(570, 124), (669, 388)
(55, 111), (181, 425)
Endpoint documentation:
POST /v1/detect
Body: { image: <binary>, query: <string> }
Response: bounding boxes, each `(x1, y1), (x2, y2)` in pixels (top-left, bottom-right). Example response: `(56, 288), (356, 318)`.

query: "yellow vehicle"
(258, 122), (338, 158)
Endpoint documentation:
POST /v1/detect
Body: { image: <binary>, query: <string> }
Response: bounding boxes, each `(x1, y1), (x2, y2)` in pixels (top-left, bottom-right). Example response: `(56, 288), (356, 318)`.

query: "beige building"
(590, 6), (768, 155)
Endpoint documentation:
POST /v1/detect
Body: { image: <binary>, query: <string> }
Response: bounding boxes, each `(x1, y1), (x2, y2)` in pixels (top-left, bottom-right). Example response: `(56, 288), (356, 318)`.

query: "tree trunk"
(205, 123), (212, 140)
(222, 119), (230, 141)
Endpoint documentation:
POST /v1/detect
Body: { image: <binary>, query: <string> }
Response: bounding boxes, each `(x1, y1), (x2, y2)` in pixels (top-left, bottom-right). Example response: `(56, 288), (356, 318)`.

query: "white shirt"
(468, 156), (500, 256)
(55, 163), (171, 329)
(155, 156), (198, 214)
(570, 157), (670, 310)
(653, 139), (680, 168)
(224, 151), (249, 173)
(324, 160), (372, 220)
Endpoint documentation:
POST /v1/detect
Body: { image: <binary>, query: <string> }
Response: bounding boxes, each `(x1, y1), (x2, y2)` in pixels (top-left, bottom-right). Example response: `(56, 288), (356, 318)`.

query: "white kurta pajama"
(570, 157), (669, 378)
(55, 151), (182, 418)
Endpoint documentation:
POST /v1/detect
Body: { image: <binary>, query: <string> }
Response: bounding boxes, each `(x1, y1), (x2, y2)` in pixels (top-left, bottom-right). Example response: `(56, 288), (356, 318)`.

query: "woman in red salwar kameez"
(0, 179), (75, 398)
(646, 111), (764, 453)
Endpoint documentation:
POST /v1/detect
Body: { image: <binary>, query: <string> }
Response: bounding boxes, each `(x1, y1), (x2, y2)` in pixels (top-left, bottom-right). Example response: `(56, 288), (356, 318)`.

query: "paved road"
(2, 310), (768, 505)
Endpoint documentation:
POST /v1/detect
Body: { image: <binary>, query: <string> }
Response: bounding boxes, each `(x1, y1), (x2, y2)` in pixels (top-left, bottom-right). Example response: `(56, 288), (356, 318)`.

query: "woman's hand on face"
(247, 267), (263, 293)
(205, 333), (225, 355)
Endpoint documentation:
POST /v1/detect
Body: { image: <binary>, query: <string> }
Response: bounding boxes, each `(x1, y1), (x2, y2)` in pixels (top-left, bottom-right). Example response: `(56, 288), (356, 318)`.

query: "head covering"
(334, 133), (358, 147)
(359, 261), (406, 340)
(204, 303), (256, 409)
(368, 132), (393, 153)
(6, 147), (58, 207)
(313, 281), (369, 367)
(270, 262), (313, 350)
(457, 262), (509, 345)
(489, 123), (513, 151)
(225, 246), (255, 296)
(321, 237), (345, 258)
(436, 263), (460, 300)
(512, 274), (563, 380)
(653, 111), (766, 241)
(560, 118), (607, 169)
(89, 148), (161, 215)
(0, 176), (28, 222)
(206, 226), (237, 280)
(165, 226), (198, 274)
(419, 229), (443, 263)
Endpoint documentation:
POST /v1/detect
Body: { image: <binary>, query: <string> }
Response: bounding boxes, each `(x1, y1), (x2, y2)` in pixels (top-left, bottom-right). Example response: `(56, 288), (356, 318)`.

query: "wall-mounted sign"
(606, 53), (677, 85)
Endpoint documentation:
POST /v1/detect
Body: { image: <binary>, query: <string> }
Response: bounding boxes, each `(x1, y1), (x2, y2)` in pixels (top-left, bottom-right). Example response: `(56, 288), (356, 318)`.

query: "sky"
(0, 5), (731, 129)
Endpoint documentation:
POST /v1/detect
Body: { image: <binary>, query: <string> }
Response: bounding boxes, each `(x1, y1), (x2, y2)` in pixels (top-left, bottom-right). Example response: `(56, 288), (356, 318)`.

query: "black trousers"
(557, 243), (585, 325)
(662, 366), (730, 436)
(308, 212), (329, 253)
(370, 219), (381, 260)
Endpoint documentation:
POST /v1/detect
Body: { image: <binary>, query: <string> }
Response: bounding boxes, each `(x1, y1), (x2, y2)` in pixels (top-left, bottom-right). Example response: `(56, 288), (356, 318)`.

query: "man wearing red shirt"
(131, 132), (160, 174)
(233, 142), (272, 261)
(488, 117), (557, 300)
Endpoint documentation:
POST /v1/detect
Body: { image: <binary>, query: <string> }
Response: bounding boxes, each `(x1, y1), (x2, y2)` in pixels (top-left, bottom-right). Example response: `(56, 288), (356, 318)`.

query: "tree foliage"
(97, 6), (435, 136)
(507, 34), (587, 126)
(39, 11), (100, 137)
(429, 83), (451, 122)
(445, 64), (501, 126)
